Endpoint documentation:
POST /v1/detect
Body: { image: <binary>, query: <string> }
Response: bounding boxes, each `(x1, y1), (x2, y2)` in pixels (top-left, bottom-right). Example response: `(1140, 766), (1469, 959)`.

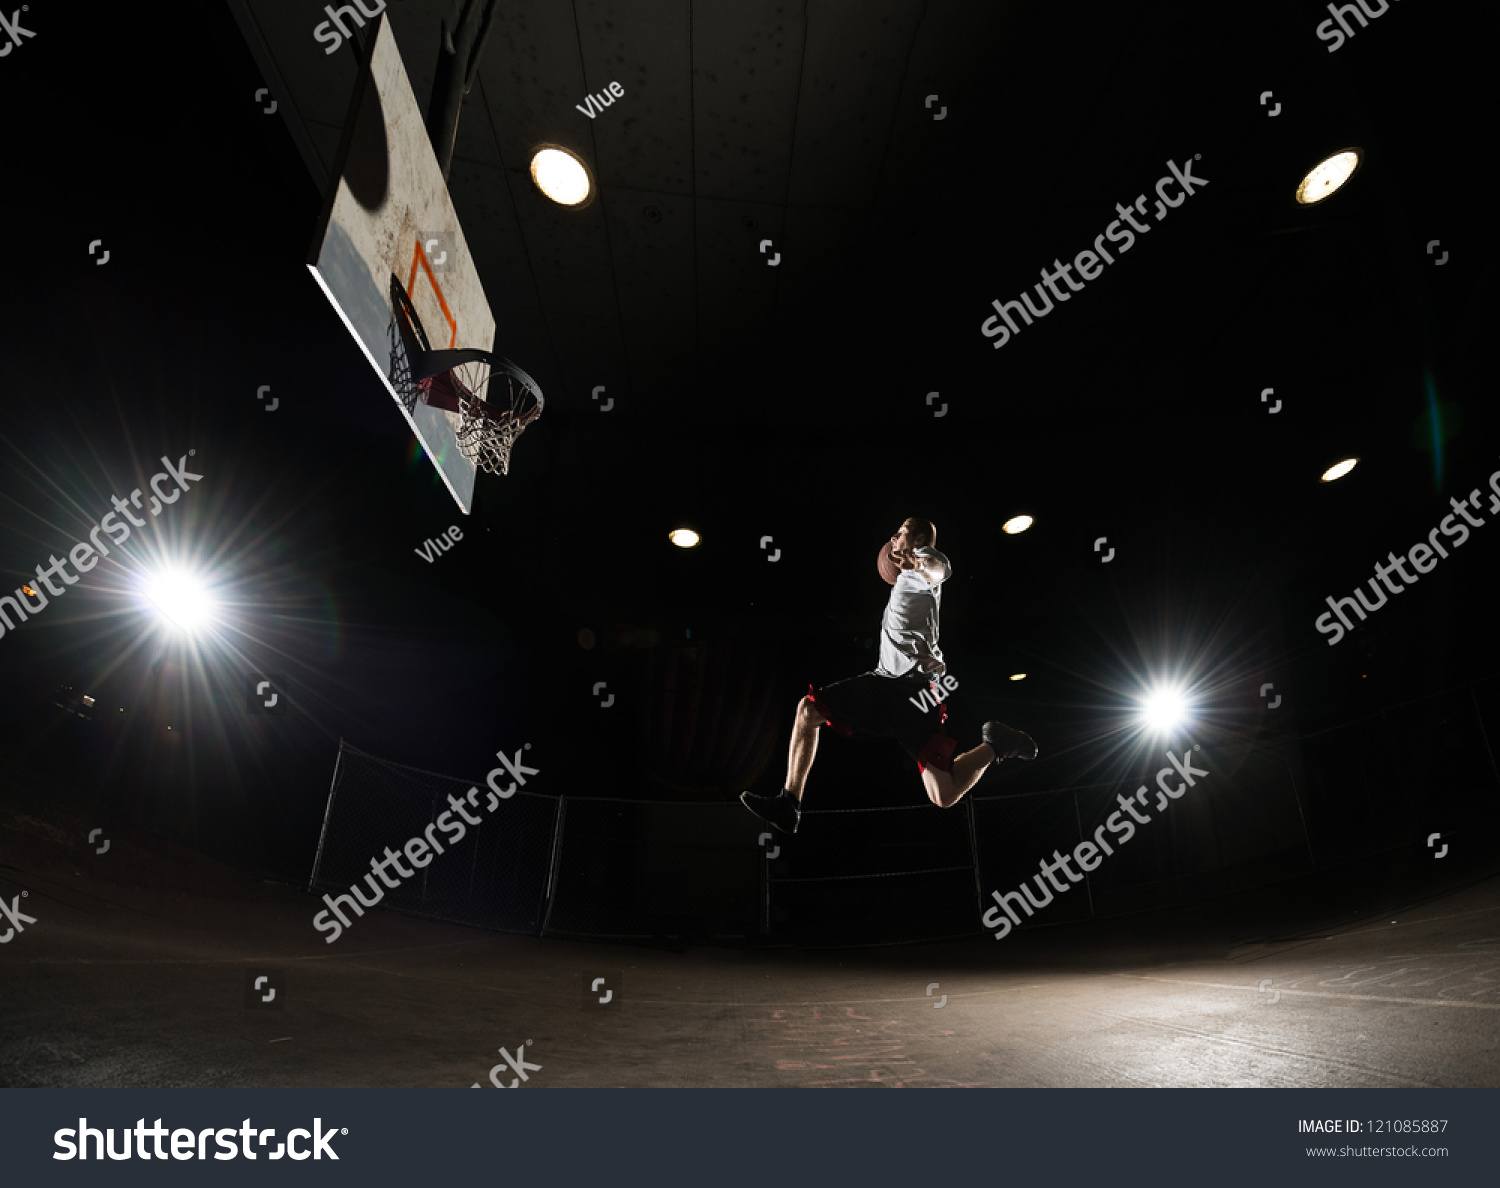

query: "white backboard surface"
(307, 14), (495, 514)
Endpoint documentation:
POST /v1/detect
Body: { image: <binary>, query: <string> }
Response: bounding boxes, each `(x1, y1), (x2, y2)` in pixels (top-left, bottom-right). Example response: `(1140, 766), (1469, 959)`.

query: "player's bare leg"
(923, 745), (995, 808)
(925, 721), (1038, 810)
(740, 695), (827, 834)
(784, 696), (827, 801)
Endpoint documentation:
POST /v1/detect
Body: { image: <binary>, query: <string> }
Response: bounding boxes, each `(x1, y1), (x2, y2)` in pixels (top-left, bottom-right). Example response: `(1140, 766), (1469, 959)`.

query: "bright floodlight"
(142, 569), (216, 633)
(1140, 687), (1189, 733)
(1321, 457), (1358, 482)
(530, 147), (592, 206)
(668, 528), (701, 549)
(1296, 149), (1361, 205)
(1009, 673), (1027, 681)
(1002, 515), (1033, 535)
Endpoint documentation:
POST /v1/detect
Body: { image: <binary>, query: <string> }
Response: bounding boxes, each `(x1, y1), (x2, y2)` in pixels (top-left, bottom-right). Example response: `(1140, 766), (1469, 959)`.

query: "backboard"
(307, 13), (494, 514)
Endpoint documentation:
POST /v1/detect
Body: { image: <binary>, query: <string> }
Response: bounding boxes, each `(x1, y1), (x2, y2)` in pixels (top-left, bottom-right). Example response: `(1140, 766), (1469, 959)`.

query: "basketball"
(877, 541), (901, 586)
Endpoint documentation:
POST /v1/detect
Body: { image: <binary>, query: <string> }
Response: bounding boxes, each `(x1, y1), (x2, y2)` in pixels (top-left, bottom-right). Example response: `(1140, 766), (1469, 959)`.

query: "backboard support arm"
(426, 0), (501, 181)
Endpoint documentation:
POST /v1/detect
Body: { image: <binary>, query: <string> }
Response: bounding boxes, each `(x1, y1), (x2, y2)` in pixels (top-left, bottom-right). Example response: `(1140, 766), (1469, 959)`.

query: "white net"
(450, 361), (542, 477)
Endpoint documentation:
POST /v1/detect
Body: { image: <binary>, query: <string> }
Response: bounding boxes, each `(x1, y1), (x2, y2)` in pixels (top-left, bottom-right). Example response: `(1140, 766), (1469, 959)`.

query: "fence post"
(760, 844), (771, 936)
(1071, 788), (1096, 919)
(1282, 747), (1317, 869)
(964, 798), (984, 923)
(420, 788), (438, 910)
(1473, 683), (1500, 790)
(306, 741), (346, 892)
(539, 795), (567, 936)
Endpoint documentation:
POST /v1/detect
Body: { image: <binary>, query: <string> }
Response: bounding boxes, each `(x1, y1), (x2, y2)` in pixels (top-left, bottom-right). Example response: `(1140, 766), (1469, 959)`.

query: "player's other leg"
(923, 722), (1038, 809)
(740, 695), (826, 834)
(921, 744), (992, 809)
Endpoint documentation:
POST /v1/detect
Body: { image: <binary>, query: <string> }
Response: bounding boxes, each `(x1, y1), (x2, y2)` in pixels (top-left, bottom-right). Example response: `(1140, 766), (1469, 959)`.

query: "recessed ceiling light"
(1321, 457), (1358, 482)
(530, 146), (593, 207)
(1296, 149), (1362, 205)
(668, 529), (700, 549)
(1002, 515), (1033, 535)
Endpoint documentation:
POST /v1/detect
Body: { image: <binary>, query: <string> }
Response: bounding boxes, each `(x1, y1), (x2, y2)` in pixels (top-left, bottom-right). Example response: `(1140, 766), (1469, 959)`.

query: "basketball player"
(741, 517), (1038, 835)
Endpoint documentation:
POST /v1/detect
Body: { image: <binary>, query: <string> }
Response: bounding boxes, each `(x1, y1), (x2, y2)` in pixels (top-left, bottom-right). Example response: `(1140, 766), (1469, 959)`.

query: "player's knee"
(934, 779), (960, 808)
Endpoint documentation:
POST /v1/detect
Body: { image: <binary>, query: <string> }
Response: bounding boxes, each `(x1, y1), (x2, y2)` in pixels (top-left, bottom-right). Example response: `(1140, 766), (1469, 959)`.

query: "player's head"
(892, 517), (936, 552)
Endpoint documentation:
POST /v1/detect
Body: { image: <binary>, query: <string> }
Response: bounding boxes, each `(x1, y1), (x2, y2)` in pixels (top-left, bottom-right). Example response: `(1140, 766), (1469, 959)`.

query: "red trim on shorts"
(806, 684), (853, 736)
(917, 732), (958, 774)
(930, 680), (948, 725)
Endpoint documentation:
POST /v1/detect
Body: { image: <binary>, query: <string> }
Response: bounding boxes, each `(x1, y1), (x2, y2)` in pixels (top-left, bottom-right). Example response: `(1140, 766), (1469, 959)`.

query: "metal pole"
(761, 836), (773, 936)
(540, 795), (567, 935)
(1072, 789), (1095, 919)
(1283, 748), (1317, 870)
(306, 741), (346, 892)
(466, 788), (483, 900)
(964, 797), (985, 921)
(1472, 683), (1500, 791)
(420, 788), (437, 910)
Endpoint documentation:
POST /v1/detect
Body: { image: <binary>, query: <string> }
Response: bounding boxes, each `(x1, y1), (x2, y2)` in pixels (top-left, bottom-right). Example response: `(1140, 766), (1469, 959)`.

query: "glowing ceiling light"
(141, 568), (216, 633)
(530, 147), (593, 207)
(1002, 515), (1033, 535)
(1321, 457), (1359, 483)
(1139, 687), (1190, 733)
(1296, 149), (1361, 205)
(1009, 673), (1027, 681)
(668, 529), (701, 549)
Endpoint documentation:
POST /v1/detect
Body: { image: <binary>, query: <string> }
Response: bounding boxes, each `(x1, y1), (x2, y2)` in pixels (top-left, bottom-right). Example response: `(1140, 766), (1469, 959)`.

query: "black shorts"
(806, 671), (958, 773)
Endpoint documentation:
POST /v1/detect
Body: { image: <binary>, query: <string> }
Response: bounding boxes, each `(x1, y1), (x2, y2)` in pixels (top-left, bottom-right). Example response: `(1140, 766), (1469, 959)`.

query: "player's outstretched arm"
(907, 549), (947, 585)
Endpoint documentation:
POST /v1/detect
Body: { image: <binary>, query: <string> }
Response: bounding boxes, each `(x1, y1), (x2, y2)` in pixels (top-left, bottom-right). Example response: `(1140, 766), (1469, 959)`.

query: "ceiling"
(229, 0), (1483, 438)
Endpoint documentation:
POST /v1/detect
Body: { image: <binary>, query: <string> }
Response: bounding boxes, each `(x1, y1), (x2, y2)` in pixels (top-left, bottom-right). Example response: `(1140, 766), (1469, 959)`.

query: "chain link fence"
(309, 677), (1499, 946)
(308, 747), (560, 934)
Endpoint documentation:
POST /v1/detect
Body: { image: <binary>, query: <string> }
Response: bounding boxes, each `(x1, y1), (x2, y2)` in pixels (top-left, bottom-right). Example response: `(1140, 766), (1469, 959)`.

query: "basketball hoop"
(386, 274), (544, 475)
(449, 357), (543, 477)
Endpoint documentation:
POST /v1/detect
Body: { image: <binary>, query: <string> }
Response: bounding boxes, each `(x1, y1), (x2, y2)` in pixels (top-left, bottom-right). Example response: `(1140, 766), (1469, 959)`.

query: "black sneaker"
(740, 790), (801, 835)
(983, 721), (1039, 760)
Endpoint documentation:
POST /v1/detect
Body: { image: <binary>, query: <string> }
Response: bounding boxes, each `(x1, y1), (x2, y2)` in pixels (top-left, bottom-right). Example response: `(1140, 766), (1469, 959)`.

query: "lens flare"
(1139, 687), (1189, 733)
(141, 568), (216, 633)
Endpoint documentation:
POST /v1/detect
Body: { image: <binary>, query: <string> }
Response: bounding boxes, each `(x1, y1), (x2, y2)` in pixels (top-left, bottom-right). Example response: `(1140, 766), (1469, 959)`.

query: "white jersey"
(875, 547), (951, 679)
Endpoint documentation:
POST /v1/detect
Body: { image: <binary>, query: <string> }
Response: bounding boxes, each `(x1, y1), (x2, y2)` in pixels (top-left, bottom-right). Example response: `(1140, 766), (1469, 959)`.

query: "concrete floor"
(4, 800), (1499, 1089)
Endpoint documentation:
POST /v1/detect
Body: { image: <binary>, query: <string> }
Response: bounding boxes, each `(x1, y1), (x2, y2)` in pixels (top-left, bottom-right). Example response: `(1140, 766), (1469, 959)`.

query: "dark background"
(1, 0), (1496, 900)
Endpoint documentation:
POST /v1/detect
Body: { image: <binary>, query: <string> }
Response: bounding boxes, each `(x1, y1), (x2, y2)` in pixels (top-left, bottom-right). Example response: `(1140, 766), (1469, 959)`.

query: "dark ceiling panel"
(574, 0), (695, 195)
(470, 0), (598, 171)
(605, 186), (698, 323)
(692, 0), (807, 203)
(786, 0), (923, 207)
(514, 181), (619, 322)
(694, 195), (784, 327)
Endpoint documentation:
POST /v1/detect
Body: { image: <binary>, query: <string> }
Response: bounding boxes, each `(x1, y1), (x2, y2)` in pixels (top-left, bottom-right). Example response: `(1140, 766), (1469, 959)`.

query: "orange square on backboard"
(407, 239), (459, 349)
